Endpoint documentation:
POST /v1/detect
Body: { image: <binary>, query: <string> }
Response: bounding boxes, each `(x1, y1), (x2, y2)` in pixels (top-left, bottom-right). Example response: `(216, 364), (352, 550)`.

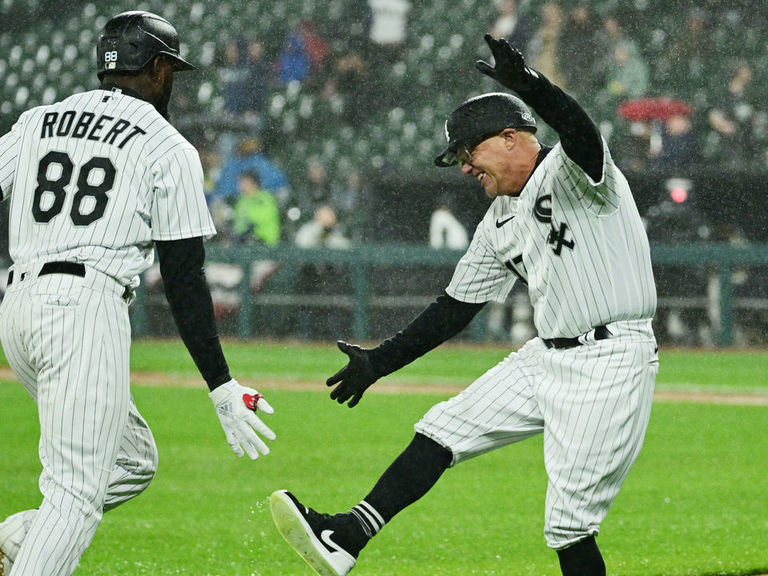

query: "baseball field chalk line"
(5, 368), (763, 406)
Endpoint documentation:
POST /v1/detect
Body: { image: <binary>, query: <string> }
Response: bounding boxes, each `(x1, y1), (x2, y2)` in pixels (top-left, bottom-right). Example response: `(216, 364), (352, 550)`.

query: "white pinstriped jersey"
(0, 88), (215, 286)
(447, 138), (656, 339)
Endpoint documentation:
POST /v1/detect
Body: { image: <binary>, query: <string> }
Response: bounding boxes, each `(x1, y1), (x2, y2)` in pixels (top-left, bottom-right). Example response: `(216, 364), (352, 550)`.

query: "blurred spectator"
(298, 20), (331, 74)
(706, 60), (766, 167)
(658, 8), (717, 101)
(213, 138), (290, 207)
(429, 201), (468, 250)
(216, 37), (272, 159)
(294, 205), (352, 340)
(243, 39), (272, 122)
(199, 147), (230, 237)
(527, 1), (567, 89)
(295, 205), (352, 249)
(644, 185), (713, 345)
(593, 13), (637, 83)
(216, 37), (250, 159)
(649, 112), (698, 174)
(231, 171), (281, 246)
(488, 0), (532, 49)
(294, 158), (335, 224)
(595, 40), (649, 117)
(595, 13), (626, 51)
(558, 2), (602, 97)
(230, 171), (282, 296)
(200, 147), (222, 198)
(278, 32), (310, 85)
(332, 169), (367, 242)
(319, 51), (372, 124)
(220, 37), (251, 117)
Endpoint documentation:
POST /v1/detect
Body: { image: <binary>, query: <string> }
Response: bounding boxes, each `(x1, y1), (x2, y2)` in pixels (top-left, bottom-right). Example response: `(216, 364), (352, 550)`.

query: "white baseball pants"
(0, 264), (157, 575)
(415, 319), (658, 549)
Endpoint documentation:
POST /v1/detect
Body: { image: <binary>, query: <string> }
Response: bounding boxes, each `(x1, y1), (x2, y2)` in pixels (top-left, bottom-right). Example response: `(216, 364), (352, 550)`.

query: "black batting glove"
(475, 34), (538, 92)
(326, 340), (380, 407)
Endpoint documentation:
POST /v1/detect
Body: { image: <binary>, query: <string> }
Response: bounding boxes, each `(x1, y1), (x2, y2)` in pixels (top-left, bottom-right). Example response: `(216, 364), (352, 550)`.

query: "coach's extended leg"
(270, 432), (452, 576)
(345, 433), (452, 549)
(557, 536), (605, 576)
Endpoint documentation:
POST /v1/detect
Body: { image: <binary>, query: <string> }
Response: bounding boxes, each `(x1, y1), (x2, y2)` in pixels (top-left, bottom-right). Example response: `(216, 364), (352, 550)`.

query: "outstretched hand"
(326, 340), (380, 407)
(209, 379), (275, 459)
(475, 34), (538, 91)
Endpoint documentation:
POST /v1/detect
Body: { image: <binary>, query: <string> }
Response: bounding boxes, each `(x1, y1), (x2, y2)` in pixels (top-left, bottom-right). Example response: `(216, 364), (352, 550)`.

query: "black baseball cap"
(434, 92), (537, 167)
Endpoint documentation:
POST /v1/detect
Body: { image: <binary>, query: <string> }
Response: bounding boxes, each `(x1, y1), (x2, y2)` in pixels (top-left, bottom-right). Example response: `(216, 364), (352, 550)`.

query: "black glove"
(326, 340), (380, 407)
(475, 34), (538, 92)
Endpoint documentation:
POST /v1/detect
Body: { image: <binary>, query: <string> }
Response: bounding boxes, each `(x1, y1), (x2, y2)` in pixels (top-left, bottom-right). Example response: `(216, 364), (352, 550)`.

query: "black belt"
(7, 261), (132, 302)
(542, 325), (611, 349)
(8, 261), (86, 286)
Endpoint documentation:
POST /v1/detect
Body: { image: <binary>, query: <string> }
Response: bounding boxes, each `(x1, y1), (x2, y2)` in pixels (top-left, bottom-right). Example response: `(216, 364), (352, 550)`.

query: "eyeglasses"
(456, 131), (512, 167)
(456, 143), (475, 167)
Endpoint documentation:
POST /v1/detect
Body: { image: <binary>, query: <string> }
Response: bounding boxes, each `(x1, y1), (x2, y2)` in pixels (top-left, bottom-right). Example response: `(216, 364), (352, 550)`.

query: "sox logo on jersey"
(415, 137), (658, 550)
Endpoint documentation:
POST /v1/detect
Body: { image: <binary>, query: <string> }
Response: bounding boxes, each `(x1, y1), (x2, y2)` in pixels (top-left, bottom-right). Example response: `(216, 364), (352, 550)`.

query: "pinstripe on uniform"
(0, 87), (214, 574)
(416, 139), (658, 549)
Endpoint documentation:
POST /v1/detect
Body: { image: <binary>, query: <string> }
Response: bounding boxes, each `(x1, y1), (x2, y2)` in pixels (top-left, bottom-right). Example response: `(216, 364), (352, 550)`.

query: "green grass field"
(1, 341), (767, 575)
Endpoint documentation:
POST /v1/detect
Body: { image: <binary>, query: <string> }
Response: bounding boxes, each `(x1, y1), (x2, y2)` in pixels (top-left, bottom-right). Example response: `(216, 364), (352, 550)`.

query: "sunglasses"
(456, 130), (512, 167)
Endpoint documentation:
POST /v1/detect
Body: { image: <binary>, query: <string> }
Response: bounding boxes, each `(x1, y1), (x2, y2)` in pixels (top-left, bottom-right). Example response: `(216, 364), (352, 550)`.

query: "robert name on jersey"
(39, 106), (146, 150)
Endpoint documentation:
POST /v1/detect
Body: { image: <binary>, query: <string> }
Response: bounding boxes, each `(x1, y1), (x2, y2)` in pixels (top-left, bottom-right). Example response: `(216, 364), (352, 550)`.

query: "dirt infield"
(5, 367), (764, 406)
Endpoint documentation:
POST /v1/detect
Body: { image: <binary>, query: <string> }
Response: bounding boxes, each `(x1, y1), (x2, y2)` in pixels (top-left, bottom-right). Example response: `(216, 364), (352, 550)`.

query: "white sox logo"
(504, 254), (527, 286)
(534, 194), (575, 256)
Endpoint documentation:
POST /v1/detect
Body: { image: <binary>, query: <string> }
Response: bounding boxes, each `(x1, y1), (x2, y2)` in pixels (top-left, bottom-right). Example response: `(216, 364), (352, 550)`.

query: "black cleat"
(270, 490), (364, 576)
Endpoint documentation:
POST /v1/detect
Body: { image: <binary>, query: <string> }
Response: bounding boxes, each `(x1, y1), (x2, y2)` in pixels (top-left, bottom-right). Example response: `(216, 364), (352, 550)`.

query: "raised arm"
(476, 34), (603, 182)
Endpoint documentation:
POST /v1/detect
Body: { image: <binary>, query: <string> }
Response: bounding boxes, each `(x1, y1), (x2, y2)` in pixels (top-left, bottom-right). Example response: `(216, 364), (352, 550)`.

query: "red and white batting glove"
(209, 379), (275, 459)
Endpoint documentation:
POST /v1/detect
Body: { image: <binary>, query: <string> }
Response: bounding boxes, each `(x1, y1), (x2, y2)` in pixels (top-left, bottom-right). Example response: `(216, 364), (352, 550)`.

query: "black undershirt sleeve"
(515, 70), (604, 182)
(155, 237), (231, 391)
(368, 292), (486, 378)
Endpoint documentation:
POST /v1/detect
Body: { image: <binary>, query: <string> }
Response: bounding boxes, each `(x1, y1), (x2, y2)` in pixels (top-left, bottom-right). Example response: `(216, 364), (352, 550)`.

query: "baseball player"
(0, 11), (275, 575)
(270, 35), (658, 576)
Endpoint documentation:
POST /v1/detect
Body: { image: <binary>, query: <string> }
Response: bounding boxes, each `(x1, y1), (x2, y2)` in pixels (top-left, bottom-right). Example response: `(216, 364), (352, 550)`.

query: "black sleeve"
(515, 70), (604, 182)
(368, 292), (486, 377)
(155, 238), (231, 391)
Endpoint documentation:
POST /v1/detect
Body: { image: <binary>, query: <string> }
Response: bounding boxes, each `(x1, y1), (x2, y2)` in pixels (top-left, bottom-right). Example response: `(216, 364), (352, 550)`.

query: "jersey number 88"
(33, 150), (115, 226)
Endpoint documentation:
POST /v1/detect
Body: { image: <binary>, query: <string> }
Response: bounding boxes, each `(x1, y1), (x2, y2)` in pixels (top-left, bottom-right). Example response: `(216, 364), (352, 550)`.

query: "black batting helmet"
(434, 92), (537, 167)
(96, 11), (195, 80)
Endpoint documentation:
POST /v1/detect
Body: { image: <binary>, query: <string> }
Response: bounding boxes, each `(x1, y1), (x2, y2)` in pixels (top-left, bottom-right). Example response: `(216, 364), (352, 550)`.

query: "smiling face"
(457, 129), (540, 198)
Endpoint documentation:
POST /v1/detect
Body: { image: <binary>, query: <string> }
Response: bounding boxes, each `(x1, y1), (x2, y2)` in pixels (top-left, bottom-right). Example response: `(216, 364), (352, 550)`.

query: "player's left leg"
(0, 300), (153, 571)
(103, 398), (159, 512)
(539, 331), (658, 573)
(0, 288), (40, 569)
(11, 275), (132, 575)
